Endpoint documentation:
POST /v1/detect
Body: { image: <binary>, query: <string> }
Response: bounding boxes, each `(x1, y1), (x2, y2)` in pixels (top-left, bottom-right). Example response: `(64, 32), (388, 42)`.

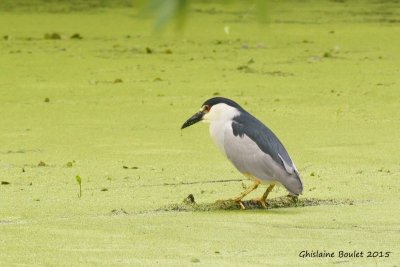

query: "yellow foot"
(251, 198), (267, 209)
(230, 198), (246, 210)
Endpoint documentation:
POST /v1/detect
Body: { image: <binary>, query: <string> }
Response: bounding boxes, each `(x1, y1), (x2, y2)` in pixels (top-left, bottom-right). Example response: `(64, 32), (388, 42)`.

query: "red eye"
(204, 105), (211, 112)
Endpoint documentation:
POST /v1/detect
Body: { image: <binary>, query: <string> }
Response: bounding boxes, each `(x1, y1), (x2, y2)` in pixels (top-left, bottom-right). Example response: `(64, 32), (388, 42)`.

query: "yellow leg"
(231, 181), (261, 209)
(252, 184), (275, 209)
(262, 184), (275, 201)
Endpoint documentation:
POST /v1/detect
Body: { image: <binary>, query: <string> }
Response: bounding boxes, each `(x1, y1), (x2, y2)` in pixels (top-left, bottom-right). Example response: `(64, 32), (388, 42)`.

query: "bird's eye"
(204, 105), (211, 112)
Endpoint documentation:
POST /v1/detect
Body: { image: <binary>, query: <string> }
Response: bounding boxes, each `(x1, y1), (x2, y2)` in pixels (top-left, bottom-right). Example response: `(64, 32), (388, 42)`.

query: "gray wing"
(225, 113), (303, 195)
(231, 112), (298, 175)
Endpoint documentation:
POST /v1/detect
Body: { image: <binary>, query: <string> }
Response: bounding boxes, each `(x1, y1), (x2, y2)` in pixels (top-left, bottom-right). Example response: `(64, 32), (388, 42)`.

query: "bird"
(181, 97), (303, 209)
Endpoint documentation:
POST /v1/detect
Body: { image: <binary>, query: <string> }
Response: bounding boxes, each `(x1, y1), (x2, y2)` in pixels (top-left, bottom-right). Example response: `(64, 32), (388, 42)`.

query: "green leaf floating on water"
(75, 175), (82, 198)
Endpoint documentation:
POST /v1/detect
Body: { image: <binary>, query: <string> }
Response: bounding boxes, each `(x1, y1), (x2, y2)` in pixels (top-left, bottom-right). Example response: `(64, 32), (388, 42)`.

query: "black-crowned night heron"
(181, 97), (303, 209)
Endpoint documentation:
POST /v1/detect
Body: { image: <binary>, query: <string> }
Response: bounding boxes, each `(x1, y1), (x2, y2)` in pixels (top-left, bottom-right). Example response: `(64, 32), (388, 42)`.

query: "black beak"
(181, 111), (204, 129)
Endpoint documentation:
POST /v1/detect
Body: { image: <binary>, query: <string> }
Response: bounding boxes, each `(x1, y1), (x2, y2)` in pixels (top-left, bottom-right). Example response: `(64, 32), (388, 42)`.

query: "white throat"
(202, 103), (240, 155)
(202, 103), (240, 124)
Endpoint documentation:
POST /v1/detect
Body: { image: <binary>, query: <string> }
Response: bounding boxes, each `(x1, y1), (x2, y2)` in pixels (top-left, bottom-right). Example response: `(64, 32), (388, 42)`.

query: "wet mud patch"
(158, 194), (356, 212)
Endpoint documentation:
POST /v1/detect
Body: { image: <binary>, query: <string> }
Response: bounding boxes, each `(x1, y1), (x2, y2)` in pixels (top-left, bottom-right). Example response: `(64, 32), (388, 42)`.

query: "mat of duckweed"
(2, 0), (400, 265)
(157, 195), (357, 212)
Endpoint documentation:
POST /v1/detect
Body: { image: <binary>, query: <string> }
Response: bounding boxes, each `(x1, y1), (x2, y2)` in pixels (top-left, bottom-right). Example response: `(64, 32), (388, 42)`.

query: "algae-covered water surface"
(1, 1), (399, 266)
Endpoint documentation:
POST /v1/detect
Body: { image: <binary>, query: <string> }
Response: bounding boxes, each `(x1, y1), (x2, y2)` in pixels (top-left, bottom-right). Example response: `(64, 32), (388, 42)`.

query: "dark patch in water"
(44, 32), (61, 40)
(38, 161), (47, 167)
(110, 208), (128, 215)
(70, 33), (83, 39)
(183, 194), (195, 204)
(158, 195), (356, 212)
(2, 149), (41, 154)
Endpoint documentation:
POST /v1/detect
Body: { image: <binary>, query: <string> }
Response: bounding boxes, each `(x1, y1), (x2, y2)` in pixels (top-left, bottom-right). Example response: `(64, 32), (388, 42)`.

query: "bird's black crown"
(202, 97), (244, 111)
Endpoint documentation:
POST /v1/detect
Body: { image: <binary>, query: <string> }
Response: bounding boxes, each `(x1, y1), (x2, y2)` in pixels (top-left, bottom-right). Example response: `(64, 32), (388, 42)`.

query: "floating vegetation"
(38, 161), (46, 167)
(75, 175), (82, 198)
(158, 194), (355, 212)
(44, 32), (61, 40)
(145, 47), (153, 54)
(70, 33), (83, 39)
(237, 65), (256, 73)
(110, 208), (128, 215)
(190, 258), (200, 263)
(123, 165), (139, 170)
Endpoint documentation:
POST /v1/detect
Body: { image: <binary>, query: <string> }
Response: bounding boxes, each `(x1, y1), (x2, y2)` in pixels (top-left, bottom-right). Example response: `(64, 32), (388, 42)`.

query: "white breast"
(209, 120), (230, 155)
(202, 103), (240, 156)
